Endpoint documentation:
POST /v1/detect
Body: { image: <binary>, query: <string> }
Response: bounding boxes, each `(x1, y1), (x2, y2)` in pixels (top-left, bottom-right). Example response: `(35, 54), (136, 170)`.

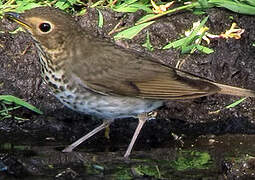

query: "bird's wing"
(69, 40), (219, 99)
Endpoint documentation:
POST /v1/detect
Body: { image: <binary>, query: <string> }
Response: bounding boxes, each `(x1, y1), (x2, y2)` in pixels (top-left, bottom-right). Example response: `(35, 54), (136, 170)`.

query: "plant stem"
(135, 2), (199, 25)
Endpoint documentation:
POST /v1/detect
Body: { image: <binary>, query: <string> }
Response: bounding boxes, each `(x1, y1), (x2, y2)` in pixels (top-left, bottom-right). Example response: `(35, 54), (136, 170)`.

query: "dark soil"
(0, 7), (255, 179)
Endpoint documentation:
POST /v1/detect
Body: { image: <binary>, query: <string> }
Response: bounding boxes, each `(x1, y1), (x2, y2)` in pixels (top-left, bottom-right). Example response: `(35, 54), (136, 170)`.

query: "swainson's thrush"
(6, 7), (255, 158)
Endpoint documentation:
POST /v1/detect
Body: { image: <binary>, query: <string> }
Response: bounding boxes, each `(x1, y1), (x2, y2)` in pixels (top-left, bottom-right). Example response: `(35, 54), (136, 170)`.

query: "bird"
(5, 7), (255, 158)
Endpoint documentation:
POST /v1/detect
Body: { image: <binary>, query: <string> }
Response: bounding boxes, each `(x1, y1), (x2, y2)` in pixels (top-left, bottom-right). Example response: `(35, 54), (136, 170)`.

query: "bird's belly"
(55, 90), (163, 119)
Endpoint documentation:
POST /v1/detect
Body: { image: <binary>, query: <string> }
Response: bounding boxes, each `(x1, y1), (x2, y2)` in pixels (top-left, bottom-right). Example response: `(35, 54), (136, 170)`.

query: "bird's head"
(5, 7), (81, 51)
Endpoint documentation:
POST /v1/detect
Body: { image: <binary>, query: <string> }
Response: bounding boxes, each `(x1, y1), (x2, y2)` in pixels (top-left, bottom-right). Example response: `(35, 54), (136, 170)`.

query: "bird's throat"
(35, 42), (69, 94)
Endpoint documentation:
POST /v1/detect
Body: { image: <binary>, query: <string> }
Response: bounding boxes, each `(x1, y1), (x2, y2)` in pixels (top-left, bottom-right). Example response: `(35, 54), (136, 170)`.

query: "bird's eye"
(39, 22), (51, 33)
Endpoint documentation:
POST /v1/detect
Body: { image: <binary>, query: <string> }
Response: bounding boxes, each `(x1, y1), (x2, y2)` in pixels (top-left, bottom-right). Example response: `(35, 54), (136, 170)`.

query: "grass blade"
(0, 95), (43, 114)
(114, 21), (155, 40)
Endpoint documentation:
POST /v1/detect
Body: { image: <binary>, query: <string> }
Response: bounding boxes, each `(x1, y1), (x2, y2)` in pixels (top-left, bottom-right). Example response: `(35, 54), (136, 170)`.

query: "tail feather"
(212, 82), (255, 97)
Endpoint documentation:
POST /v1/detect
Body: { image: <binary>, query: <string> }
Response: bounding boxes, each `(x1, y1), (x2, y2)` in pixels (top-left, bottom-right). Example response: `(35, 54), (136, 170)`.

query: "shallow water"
(0, 134), (255, 179)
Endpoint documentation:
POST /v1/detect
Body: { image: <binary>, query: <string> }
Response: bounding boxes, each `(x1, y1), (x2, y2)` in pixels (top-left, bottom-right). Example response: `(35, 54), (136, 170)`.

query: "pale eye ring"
(38, 22), (52, 33)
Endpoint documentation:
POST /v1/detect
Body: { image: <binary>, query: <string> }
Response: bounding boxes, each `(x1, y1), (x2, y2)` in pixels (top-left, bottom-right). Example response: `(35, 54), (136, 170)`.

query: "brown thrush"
(6, 7), (255, 158)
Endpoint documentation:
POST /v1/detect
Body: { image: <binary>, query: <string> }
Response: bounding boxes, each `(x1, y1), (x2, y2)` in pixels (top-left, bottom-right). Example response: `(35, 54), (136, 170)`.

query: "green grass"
(0, 0), (86, 18)
(209, 97), (247, 114)
(163, 16), (214, 54)
(1, 0), (254, 50)
(0, 95), (42, 121)
(142, 31), (154, 51)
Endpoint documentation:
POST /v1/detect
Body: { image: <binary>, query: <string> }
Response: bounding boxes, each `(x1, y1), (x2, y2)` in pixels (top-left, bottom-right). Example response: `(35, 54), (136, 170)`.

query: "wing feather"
(69, 39), (220, 99)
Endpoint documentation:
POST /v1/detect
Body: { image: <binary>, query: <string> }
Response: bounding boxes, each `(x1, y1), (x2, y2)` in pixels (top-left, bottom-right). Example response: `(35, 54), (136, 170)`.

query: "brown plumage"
(6, 7), (255, 158)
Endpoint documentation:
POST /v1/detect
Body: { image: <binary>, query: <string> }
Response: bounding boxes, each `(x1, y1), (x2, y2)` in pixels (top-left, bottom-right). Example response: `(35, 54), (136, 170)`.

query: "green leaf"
(55, 1), (66, 8)
(181, 16), (209, 52)
(163, 37), (188, 49)
(120, 0), (139, 4)
(210, 0), (255, 15)
(55, 0), (72, 10)
(244, 0), (255, 6)
(198, 0), (210, 8)
(196, 45), (214, 54)
(15, 2), (42, 12)
(97, 9), (104, 28)
(68, 0), (77, 5)
(226, 97), (247, 109)
(181, 43), (198, 54)
(192, 9), (206, 15)
(127, 4), (153, 13)
(112, 0), (152, 13)
(0, 95), (43, 114)
(142, 31), (154, 51)
(137, 14), (157, 24)
(163, 17), (213, 54)
(114, 21), (155, 40)
(112, 0), (138, 12)
(113, 4), (151, 13)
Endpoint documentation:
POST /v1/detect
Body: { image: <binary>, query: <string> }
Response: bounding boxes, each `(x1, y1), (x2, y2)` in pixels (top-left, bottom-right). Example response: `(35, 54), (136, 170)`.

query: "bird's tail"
(212, 82), (255, 97)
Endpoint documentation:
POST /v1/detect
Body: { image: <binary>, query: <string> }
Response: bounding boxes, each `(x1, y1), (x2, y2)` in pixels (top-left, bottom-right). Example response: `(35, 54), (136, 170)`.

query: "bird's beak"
(5, 12), (31, 30)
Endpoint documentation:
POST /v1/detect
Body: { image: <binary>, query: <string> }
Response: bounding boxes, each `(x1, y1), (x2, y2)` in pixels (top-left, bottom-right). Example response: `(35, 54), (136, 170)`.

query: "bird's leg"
(124, 112), (157, 158)
(62, 119), (114, 153)
(104, 124), (111, 139)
